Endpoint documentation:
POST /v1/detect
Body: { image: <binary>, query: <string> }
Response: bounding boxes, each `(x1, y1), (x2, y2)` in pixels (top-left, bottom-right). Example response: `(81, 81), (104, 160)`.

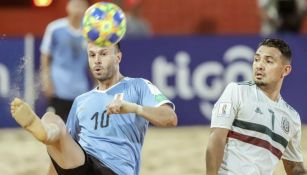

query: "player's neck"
(258, 82), (282, 102)
(68, 16), (82, 30)
(97, 73), (125, 91)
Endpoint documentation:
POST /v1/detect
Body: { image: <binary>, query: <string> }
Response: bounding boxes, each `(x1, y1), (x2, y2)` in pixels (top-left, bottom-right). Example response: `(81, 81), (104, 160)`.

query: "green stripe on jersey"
(233, 119), (288, 148)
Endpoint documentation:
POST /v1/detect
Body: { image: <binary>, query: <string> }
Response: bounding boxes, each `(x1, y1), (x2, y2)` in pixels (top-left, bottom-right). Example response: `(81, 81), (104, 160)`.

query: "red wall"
(0, 0), (306, 37)
(0, 1), (66, 37)
(142, 0), (260, 35)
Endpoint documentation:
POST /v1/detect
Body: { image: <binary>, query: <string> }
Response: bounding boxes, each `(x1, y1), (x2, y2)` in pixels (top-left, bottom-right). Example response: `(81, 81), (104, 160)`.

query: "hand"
(106, 93), (142, 115)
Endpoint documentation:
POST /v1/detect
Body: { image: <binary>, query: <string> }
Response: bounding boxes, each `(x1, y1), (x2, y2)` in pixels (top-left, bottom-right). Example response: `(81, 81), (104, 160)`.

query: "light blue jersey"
(66, 77), (174, 175)
(40, 18), (89, 100)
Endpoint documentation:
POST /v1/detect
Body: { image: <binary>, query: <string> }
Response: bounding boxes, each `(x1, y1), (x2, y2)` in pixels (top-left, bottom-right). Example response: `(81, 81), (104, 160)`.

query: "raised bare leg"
(10, 98), (49, 142)
(10, 98), (85, 170)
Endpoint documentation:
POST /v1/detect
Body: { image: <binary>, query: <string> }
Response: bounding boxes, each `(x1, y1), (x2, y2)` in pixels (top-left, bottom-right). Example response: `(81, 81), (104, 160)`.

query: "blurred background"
(0, 0), (307, 174)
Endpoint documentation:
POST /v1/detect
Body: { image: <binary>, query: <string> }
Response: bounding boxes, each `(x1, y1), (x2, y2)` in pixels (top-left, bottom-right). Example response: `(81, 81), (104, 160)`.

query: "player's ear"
(282, 64), (291, 77)
(116, 51), (122, 64)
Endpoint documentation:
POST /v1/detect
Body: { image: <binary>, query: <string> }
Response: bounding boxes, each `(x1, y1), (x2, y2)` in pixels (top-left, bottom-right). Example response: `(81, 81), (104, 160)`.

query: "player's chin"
(91, 74), (103, 81)
(96, 76), (110, 82)
(254, 79), (266, 86)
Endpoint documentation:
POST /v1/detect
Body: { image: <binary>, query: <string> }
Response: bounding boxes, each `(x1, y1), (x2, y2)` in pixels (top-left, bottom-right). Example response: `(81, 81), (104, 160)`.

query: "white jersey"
(211, 81), (303, 175)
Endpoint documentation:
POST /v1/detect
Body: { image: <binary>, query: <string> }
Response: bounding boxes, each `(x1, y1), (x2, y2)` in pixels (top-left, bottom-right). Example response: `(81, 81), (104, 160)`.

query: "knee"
(42, 112), (66, 129)
(42, 112), (58, 118)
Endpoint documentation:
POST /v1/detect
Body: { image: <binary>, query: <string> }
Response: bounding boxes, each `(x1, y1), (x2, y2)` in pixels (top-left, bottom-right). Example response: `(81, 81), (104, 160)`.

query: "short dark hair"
(258, 38), (292, 63)
(117, 42), (121, 50)
(115, 42), (121, 52)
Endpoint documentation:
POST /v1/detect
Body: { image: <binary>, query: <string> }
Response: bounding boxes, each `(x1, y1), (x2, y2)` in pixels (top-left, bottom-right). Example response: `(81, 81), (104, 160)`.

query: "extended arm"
(206, 128), (229, 175)
(106, 94), (177, 127)
(40, 53), (54, 97)
(136, 104), (177, 127)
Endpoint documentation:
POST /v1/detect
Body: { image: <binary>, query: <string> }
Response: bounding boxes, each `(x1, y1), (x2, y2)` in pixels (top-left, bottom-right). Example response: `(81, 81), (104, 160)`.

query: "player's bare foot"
(10, 98), (47, 142)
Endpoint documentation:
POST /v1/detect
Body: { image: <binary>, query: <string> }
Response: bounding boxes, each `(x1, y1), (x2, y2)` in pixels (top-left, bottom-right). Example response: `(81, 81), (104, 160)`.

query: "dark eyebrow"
(88, 48), (107, 53)
(254, 53), (274, 59)
(264, 55), (274, 60)
(98, 48), (108, 53)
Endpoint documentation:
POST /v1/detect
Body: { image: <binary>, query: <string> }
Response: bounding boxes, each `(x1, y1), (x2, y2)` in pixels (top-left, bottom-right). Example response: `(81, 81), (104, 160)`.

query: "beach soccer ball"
(82, 2), (126, 47)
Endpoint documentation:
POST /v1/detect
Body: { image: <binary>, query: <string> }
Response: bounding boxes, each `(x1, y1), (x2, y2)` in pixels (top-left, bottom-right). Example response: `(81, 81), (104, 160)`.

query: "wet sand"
(0, 126), (306, 175)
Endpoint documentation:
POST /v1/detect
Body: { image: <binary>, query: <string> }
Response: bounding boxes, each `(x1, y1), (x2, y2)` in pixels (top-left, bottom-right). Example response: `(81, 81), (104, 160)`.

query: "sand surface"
(0, 126), (306, 175)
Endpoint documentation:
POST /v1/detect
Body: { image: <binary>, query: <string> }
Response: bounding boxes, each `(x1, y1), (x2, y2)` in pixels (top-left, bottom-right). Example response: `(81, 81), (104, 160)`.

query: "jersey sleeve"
(40, 23), (53, 55)
(137, 79), (175, 110)
(282, 125), (304, 162)
(210, 82), (239, 129)
(66, 100), (80, 141)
